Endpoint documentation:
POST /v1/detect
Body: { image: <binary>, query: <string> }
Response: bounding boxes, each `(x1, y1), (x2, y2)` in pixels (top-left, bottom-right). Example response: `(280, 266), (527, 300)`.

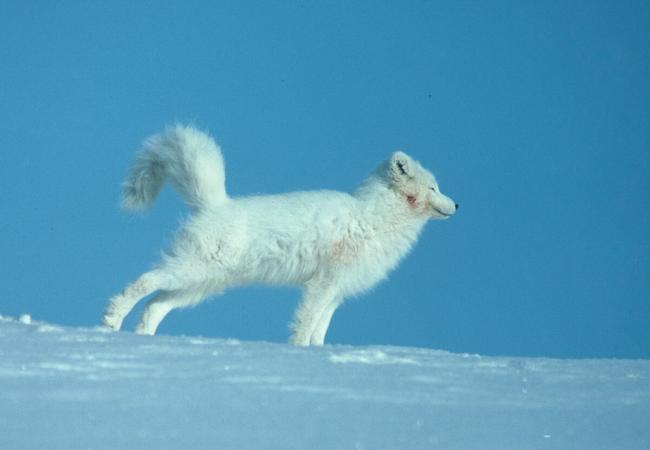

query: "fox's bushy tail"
(121, 125), (228, 212)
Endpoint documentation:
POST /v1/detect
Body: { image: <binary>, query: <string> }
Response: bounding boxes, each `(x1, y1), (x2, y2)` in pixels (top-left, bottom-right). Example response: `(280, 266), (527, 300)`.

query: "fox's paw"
(101, 311), (123, 331)
(289, 332), (311, 347)
(134, 321), (156, 336)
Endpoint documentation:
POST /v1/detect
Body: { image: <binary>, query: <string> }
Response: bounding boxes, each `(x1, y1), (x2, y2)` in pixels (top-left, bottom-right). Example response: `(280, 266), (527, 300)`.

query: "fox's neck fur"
(355, 172), (429, 238)
(333, 173), (428, 296)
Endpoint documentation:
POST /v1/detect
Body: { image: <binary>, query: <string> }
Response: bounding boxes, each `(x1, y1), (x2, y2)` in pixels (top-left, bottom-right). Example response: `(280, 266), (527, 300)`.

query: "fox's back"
(237, 190), (357, 231)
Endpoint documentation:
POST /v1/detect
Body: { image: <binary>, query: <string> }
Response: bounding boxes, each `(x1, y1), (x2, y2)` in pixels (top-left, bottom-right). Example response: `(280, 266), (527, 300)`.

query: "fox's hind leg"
(135, 289), (204, 335)
(102, 269), (170, 331)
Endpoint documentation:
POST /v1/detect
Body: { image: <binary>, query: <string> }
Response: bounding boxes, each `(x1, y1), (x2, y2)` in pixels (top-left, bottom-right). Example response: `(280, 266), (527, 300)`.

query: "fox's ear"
(390, 151), (413, 178)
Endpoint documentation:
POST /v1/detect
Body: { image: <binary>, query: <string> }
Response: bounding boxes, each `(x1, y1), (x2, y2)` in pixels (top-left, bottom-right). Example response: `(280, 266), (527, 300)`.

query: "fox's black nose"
(455, 203), (459, 211)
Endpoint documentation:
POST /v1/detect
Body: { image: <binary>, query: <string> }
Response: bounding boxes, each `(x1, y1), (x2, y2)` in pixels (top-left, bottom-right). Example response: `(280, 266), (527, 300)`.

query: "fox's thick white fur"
(103, 125), (457, 346)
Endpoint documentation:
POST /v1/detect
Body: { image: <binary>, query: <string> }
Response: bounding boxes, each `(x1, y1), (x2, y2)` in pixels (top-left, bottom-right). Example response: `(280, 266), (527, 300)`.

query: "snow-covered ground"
(1, 315), (648, 449)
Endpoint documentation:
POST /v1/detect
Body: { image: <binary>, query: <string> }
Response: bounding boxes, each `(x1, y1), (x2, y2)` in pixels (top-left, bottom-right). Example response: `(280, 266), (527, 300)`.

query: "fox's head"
(386, 151), (458, 220)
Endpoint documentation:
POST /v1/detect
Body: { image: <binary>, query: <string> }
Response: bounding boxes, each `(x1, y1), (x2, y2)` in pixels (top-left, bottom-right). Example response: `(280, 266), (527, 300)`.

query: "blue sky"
(1, 1), (648, 358)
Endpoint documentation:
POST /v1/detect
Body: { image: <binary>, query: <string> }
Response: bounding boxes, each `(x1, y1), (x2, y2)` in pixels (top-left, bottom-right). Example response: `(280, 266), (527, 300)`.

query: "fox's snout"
(430, 192), (458, 219)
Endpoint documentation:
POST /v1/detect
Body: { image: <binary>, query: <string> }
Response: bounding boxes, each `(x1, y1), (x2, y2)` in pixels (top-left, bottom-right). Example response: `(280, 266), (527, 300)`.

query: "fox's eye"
(430, 187), (437, 193)
(396, 160), (408, 176)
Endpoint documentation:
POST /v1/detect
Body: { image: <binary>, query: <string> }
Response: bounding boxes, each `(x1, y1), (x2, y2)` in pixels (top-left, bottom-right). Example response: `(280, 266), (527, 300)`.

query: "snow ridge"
(1, 315), (649, 449)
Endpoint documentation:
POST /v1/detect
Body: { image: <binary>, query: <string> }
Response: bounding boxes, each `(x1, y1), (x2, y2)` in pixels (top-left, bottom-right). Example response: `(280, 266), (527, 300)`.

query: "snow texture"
(1, 314), (649, 449)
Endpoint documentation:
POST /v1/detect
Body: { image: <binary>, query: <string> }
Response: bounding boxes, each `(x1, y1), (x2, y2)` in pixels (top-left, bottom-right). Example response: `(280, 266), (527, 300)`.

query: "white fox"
(102, 125), (458, 346)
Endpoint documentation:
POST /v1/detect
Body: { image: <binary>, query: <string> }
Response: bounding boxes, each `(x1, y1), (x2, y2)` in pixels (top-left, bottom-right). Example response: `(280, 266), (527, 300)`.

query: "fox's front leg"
(290, 283), (338, 346)
(309, 298), (342, 346)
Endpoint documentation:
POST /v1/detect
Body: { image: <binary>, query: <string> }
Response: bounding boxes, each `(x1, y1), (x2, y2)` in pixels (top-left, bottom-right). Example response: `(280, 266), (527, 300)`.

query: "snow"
(1, 315), (649, 449)
(18, 314), (31, 325)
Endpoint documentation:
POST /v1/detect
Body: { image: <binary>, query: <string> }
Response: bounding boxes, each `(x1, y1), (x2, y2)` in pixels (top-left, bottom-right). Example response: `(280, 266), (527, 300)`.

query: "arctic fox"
(102, 125), (458, 346)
